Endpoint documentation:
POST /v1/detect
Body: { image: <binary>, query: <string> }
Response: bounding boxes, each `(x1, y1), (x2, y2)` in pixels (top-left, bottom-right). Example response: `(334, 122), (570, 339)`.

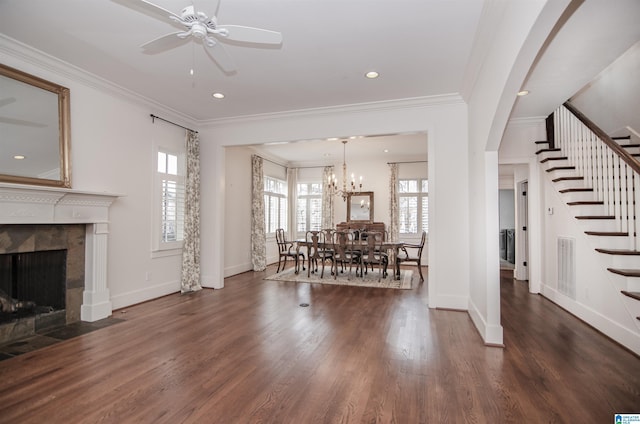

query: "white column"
(81, 222), (113, 321)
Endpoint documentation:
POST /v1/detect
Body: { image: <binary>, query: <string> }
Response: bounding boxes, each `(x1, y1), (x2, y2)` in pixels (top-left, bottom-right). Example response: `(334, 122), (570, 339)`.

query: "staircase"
(536, 103), (640, 329)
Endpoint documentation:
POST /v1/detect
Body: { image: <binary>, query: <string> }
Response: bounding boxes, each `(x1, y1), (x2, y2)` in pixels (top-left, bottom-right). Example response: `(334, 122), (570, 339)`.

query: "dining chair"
(305, 230), (334, 278)
(396, 230), (426, 282)
(360, 231), (388, 281)
(331, 231), (361, 280)
(275, 228), (305, 273)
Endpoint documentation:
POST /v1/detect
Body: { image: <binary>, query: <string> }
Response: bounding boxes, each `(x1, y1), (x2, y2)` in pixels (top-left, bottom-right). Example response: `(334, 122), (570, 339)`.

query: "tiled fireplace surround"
(0, 184), (119, 343)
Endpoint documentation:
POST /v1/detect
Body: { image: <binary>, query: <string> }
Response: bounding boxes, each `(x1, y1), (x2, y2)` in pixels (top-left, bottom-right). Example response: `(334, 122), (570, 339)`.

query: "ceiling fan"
(124, 0), (283, 72)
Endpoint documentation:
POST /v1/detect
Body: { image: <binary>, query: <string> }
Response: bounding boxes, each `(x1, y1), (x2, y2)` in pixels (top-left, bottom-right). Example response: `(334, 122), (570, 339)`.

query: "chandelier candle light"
(327, 140), (363, 201)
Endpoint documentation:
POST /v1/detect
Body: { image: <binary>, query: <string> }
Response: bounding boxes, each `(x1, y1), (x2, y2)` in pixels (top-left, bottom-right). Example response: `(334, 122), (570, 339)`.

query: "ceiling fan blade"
(0, 97), (17, 108)
(217, 25), (283, 45)
(140, 31), (190, 53)
(129, 0), (182, 21)
(203, 41), (236, 73)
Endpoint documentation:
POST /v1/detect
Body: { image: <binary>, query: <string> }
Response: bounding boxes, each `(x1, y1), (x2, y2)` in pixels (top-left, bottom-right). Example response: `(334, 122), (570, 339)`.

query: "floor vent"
(558, 237), (576, 299)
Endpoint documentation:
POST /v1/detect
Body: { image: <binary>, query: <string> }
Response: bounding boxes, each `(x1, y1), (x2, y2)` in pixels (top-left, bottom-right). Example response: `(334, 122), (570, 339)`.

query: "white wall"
(1, 40), (198, 310)
(571, 41), (640, 136)
(465, 0), (569, 345)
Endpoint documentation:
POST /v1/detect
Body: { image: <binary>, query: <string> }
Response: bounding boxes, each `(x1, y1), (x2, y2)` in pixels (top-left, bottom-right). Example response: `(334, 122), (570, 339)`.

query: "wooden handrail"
(563, 101), (640, 174)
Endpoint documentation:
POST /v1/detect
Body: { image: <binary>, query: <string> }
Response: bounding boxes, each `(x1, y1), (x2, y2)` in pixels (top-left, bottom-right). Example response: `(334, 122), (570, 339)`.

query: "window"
(264, 176), (287, 234)
(296, 182), (323, 237)
(154, 149), (185, 252)
(399, 178), (428, 234)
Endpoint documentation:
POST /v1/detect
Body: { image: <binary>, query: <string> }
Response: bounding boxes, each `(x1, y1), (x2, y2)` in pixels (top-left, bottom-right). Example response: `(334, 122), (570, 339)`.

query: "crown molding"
(199, 94), (465, 127)
(0, 34), (196, 129)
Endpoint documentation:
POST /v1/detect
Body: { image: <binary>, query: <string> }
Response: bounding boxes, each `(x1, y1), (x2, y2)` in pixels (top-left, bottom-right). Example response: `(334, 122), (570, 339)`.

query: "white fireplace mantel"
(0, 183), (122, 322)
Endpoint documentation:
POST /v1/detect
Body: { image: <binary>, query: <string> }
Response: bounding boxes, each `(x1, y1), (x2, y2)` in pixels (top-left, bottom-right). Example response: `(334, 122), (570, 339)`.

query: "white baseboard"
(468, 298), (504, 346)
(110, 280), (179, 311)
(541, 285), (640, 355)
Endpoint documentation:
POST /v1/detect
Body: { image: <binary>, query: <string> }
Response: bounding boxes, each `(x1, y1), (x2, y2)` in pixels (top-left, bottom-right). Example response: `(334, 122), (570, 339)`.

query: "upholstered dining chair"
(331, 231), (361, 280)
(360, 231), (388, 281)
(305, 230), (334, 278)
(275, 228), (305, 273)
(396, 230), (426, 282)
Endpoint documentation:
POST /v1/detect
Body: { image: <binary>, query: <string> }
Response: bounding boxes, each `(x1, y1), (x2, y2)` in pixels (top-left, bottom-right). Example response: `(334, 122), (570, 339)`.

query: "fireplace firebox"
(0, 249), (67, 322)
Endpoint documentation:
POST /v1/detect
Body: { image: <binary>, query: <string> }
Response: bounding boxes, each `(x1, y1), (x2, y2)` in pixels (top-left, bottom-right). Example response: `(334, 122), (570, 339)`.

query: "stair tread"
(534, 140), (551, 144)
(567, 201), (604, 206)
(535, 148), (561, 155)
(540, 156), (567, 163)
(621, 290), (640, 300)
(575, 215), (614, 219)
(585, 231), (630, 236)
(559, 188), (593, 193)
(546, 166), (576, 172)
(609, 269), (640, 277)
(620, 143), (640, 148)
(596, 248), (640, 255)
(553, 176), (584, 182)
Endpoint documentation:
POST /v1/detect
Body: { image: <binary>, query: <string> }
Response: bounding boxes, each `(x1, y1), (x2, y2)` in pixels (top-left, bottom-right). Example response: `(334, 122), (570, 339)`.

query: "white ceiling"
(0, 0), (639, 164)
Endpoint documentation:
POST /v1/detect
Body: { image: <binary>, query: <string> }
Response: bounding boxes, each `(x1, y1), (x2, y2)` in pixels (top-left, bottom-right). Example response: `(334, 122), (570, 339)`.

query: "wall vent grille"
(557, 237), (576, 299)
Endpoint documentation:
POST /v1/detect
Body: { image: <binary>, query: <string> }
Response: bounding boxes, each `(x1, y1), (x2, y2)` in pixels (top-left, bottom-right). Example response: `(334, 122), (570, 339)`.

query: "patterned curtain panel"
(388, 163), (399, 242)
(180, 130), (202, 293)
(251, 155), (267, 271)
(287, 167), (298, 241)
(321, 165), (335, 229)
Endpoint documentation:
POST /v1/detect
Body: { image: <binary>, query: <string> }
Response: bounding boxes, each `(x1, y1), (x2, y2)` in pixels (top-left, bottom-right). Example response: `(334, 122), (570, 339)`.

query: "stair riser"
(560, 191), (598, 203)
(622, 293), (640, 314)
(576, 219), (618, 232)
(537, 151), (564, 162)
(607, 273), (640, 292)
(553, 180), (588, 191)
(568, 204), (606, 215)
(587, 236), (633, 250)
(603, 255), (640, 269)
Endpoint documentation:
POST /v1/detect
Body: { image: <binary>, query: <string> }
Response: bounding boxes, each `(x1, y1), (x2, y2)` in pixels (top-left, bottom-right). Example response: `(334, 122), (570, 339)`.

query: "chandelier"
(327, 140), (363, 201)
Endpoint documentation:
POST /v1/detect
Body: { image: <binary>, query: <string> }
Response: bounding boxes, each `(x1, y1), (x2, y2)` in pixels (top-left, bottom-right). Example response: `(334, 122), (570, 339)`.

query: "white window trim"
(399, 178), (428, 235)
(296, 181), (323, 238)
(152, 144), (185, 257)
(264, 176), (287, 236)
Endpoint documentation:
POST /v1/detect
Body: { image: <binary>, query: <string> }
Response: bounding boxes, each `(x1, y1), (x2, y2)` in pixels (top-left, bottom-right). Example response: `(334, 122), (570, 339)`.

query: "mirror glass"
(347, 192), (374, 222)
(0, 64), (71, 188)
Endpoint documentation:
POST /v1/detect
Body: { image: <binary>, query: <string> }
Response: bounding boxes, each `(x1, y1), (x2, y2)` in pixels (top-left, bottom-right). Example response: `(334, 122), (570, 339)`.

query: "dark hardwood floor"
(0, 266), (638, 423)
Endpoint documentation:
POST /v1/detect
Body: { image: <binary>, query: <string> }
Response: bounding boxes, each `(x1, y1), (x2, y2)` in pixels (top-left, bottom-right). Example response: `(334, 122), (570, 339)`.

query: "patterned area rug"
(265, 266), (413, 289)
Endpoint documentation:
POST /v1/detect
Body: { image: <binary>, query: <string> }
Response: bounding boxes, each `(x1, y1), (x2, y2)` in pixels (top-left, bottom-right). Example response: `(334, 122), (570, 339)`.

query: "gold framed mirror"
(0, 64), (71, 188)
(347, 191), (374, 222)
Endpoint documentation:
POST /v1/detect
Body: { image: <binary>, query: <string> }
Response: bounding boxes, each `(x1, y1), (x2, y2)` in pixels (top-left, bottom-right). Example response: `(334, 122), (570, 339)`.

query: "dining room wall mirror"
(0, 64), (71, 188)
(347, 191), (374, 222)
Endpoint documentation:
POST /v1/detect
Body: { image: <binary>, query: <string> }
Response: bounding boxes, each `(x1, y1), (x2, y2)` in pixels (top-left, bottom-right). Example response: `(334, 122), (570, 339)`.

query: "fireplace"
(0, 224), (85, 344)
(0, 184), (120, 345)
(0, 249), (68, 316)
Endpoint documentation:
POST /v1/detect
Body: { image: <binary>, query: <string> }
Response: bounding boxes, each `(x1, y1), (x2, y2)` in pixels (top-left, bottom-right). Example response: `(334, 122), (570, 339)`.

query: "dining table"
(295, 238), (406, 280)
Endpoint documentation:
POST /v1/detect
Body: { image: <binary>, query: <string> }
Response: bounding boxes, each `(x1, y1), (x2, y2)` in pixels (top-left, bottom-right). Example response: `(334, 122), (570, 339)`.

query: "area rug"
(265, 266), (413, 289)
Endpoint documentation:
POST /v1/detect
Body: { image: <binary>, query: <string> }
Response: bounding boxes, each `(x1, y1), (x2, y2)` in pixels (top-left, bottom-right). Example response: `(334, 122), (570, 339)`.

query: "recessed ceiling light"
(365, 71), (379, 79)
(212, 92), (225, 99)
(13, 155), (25, 160)
(327, 137), (339, 141)
(383, 149), (389, 153)
(517, 90), (530, 96)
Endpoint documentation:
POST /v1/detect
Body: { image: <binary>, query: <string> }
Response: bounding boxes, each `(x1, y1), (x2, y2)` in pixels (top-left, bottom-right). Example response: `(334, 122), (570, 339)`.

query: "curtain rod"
(295, 165), (333, 169)
(387, 160), (427, 164)
(150, 114), (198, 134)
(259, 155), (287, 169)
